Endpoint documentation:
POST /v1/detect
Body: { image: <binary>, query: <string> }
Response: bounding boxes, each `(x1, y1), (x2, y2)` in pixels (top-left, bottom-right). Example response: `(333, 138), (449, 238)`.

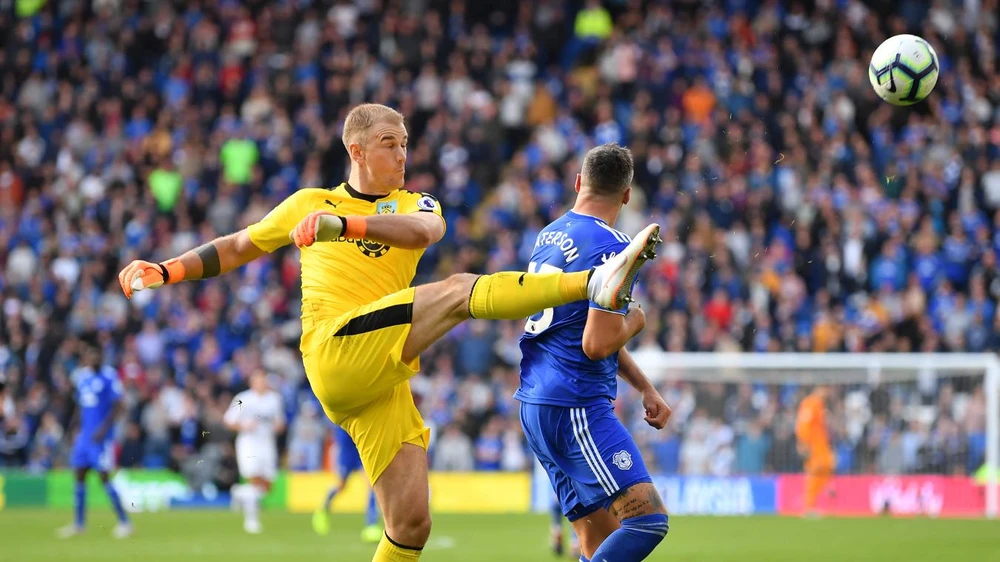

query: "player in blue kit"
(313, 424), (383, 542)
(57, 342), (133, 539)
(517, 144), (671, 562)
(549, 491), (581, 558)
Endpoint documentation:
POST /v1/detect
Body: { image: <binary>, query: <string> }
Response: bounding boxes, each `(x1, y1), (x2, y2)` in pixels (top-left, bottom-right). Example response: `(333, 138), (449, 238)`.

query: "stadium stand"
(0, 0), (998, 490)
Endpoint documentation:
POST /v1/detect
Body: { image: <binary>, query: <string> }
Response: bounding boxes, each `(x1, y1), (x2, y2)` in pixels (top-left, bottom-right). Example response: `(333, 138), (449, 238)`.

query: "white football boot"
(588, 223), (661, 310)
(56, 524), (84, 539)
(113, 522), (134, 539)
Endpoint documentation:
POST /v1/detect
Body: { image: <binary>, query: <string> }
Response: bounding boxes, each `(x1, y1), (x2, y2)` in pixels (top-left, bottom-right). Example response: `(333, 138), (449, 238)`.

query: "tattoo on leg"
(612, 494), (650, 520)
(195, 243), (221, 278)
(611, 485), (666, 520)
(648, 487), (666, 513)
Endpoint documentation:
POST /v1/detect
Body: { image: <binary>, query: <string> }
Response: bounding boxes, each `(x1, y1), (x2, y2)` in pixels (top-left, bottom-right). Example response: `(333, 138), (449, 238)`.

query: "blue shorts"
(520, 401), (651, 521)
(70, 438), (115, 472)
(335, 428), (363, 477)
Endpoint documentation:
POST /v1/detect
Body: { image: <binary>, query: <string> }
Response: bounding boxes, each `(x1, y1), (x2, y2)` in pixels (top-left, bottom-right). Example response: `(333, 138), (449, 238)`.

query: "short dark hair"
(581, 143), (634, 196)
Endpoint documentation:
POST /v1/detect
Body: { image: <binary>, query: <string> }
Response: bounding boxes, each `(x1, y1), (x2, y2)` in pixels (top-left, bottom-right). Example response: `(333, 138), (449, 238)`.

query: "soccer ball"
(868, 34), (940, 106)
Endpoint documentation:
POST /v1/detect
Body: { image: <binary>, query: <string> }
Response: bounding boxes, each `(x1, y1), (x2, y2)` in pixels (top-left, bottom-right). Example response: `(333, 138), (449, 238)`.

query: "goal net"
(615, 352), (1000, 519)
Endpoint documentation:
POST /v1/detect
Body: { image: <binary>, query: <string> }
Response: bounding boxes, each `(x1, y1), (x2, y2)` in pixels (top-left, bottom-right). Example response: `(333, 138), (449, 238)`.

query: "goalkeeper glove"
(118, 259), (185, 299)
(290, 211), (352, 248)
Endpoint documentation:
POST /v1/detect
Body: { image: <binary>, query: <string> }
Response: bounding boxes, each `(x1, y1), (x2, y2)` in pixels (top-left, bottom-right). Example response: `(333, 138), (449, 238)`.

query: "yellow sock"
(468, 271), (590, 320)
(372, 534), (422, 561)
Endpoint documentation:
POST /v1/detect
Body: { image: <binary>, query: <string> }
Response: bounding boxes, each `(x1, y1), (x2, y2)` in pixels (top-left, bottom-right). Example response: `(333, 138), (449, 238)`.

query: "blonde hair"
(342, 103), (405, 149)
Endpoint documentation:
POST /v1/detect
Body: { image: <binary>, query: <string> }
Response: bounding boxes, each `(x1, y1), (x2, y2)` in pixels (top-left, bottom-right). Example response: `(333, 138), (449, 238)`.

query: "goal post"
(628, 351), (999, 519)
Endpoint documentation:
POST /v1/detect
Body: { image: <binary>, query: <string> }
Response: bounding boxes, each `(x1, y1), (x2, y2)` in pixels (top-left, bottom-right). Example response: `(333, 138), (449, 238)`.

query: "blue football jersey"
(334, 424), (363, 473)
(515, 211), (632, 408)
(335, 425), (357, 452)
(73, 365), (122, 442)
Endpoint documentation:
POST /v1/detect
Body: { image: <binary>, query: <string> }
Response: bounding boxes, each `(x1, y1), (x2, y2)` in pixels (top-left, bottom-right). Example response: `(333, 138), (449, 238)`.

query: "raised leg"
(400, 224), (662, 364)
(400, 273), (480, 365)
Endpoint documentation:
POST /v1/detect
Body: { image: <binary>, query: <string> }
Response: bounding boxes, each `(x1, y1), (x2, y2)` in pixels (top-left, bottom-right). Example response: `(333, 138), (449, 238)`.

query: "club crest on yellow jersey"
(342, 200), (395, 258)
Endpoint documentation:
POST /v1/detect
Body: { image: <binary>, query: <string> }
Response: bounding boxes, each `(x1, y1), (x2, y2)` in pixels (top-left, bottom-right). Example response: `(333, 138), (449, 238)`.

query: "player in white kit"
(224, 371), (286, 534)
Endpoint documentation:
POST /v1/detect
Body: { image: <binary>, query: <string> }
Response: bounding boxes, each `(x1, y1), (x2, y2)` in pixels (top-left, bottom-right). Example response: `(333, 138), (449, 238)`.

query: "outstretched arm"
(119, 229), (266, 298)
(120, 189), (319, 298)
(167, 230), (267, 279)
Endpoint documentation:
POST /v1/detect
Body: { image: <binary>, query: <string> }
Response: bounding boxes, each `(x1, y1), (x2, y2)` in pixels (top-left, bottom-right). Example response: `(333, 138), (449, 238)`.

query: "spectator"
(501, 422), (529, 472)
(27, 412), (63, 471)
(219, 130), (259, 186)
(433, 423), (474, 472)
(0, 412), (29, 467)
(0, 0), (994, 479)
(736, 420), (771, 475)
(878, 432), (906, 475)
(768, 423), (802, 474)
(148, 160), (184, 214)
(118, 421), (144, 469)
(287, 401), (325, 471)
(573, 0), (613, 41)
(680, 410), (712, 475)
(474, 416), (505, 471)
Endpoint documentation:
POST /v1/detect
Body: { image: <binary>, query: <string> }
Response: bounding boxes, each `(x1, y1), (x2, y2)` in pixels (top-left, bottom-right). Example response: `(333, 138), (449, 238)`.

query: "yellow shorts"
(302, 287), (429, 483)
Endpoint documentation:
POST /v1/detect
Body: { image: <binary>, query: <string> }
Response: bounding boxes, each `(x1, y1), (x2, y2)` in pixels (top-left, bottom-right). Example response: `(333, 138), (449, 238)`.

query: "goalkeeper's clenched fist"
(289, 211), (362, 248)
(117, 230), (268, 299)
(117, 259), (184, 299)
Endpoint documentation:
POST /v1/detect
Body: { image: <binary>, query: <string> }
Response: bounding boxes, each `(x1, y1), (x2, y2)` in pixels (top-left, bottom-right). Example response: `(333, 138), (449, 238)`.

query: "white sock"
(243, 485), (262, 526)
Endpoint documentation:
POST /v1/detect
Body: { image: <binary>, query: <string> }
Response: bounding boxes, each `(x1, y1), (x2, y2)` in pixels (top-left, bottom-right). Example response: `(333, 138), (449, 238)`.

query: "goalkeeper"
(796, 386), (835, 517)
(118, 103), (661, 562)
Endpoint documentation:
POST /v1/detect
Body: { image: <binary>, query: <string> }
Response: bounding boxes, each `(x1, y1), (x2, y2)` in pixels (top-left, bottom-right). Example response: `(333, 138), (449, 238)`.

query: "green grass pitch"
(4, 509), (1000, 561)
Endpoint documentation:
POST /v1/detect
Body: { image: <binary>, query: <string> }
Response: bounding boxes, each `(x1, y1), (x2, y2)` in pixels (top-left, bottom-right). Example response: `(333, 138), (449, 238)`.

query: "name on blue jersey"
(534, 231), (580, 264)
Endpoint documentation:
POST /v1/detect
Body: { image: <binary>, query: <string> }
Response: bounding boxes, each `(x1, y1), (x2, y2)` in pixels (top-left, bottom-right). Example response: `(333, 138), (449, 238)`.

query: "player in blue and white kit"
(58, 342), (133, 539)
(312, 424), (383, 543)
(517, 144), (671, 562)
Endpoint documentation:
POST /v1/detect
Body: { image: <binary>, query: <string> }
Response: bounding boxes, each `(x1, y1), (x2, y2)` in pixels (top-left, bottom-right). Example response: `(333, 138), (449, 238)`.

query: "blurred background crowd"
(0, 0), (997, 486)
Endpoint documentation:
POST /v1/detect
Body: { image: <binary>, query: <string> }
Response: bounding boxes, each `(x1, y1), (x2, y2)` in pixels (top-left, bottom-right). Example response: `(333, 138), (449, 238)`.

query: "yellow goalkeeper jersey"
(247, 182), (444, 323)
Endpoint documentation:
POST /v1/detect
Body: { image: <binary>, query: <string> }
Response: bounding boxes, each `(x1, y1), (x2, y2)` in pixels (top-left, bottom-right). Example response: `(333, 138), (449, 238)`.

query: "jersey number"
(524, 262), (563, 335)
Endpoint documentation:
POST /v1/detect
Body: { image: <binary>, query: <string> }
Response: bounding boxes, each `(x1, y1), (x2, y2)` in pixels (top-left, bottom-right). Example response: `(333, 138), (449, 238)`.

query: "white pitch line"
(424, 536), (457, 550)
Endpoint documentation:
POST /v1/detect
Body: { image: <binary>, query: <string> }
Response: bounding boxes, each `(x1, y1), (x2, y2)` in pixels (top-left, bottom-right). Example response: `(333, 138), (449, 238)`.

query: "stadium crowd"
(0, 0), (997, 487)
